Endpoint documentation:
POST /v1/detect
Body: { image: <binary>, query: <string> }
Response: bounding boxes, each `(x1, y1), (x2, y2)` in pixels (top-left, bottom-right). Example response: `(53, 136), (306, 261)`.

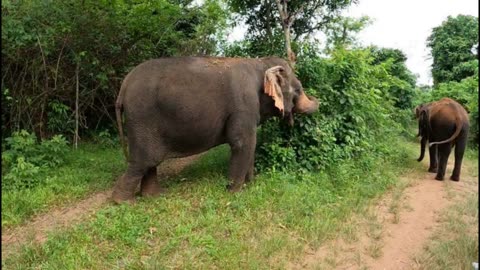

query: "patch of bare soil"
(1, 154), (202, 259)
(290, 155), (478, 270)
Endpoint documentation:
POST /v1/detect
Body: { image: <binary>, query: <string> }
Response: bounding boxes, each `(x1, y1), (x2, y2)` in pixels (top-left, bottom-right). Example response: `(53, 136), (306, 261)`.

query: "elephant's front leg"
(226, 115), (257, 192)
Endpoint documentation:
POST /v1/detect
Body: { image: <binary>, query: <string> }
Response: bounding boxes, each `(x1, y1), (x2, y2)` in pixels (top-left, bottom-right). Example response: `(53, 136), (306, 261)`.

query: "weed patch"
(1, 143), (125, 228)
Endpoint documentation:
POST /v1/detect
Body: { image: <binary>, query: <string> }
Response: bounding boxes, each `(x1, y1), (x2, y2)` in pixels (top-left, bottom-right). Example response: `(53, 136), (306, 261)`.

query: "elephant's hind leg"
(435, 143), (452, 181)
(428, 145), (438, 173)
(451, 133), (468, 181)
(112, 164), (146, 204)
(141, 167), (166, 197)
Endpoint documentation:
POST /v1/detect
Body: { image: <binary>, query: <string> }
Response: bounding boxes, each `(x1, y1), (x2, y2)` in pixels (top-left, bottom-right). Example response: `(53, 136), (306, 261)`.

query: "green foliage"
(2, 0), (228, 137)
(369, 46), (417, 109)
(427, 15), (478, 85)
(227, 0), (356, 57)
(47, 100), (74, 135)
(2, 130), (68, 190)
(92, 129), (119, 148)
(256, 47), (404, 171)
(323, 16), (372, 52)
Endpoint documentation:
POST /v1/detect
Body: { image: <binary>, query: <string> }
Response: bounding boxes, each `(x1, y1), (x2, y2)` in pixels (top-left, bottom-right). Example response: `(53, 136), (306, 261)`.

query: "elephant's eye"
(295, 88), (301, 94)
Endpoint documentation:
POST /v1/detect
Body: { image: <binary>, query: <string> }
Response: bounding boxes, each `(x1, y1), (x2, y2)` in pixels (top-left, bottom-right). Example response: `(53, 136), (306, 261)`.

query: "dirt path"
(291, 153), (478, 269)
(1, 154), (202, 258)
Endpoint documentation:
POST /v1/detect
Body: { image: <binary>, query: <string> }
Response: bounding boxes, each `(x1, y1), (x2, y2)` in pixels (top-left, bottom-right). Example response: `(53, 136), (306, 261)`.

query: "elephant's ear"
(414, 105), (421, 118)
(419, 108), (430, 137)
(264, 66), (285, 116)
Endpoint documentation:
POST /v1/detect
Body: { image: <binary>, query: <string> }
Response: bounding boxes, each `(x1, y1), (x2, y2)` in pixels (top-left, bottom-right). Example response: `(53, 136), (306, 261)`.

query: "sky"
(344, 0), (479, 85)
(227, 0), (479, 86)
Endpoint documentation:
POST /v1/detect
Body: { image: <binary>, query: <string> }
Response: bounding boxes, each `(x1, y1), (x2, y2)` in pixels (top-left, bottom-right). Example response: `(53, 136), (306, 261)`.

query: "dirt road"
(291, 154), (478, 269)
(1, 154), (202, 258)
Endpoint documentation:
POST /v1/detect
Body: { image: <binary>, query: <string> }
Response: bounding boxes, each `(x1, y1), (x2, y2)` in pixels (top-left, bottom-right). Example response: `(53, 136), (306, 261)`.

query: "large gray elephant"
(112, 57), (319, 203)
(415, 97), (469, 181)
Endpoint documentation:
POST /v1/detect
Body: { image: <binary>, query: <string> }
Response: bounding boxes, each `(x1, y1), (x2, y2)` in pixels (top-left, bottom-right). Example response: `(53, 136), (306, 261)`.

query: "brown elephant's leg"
(141, 167), (166, 197)
(451, 134), (467, 181)
(112, 164), (145, 204)
(225, 115), (256, 192)
(435, 143), (452, 181)
(428, 145), (438, 173)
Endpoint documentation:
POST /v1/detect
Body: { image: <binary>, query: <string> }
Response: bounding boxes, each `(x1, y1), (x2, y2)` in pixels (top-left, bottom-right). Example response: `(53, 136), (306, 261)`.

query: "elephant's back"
(119, 57), (261, 153)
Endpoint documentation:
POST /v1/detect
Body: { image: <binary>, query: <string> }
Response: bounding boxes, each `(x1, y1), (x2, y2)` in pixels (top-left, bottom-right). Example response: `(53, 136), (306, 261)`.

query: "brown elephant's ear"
(414, 104), (425, 119)
(264, 66), (285, 116)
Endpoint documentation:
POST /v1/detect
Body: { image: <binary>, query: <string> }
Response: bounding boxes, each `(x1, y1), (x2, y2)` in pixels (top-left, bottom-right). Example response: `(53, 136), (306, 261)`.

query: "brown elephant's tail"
(116, 82), (128, 160)
(429, 111), (463, 147)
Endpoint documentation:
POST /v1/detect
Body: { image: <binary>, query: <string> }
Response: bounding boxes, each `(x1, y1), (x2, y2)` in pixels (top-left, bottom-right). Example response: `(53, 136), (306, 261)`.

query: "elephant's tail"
(116, 81), (128, 160)
(428, 110), (463, 147)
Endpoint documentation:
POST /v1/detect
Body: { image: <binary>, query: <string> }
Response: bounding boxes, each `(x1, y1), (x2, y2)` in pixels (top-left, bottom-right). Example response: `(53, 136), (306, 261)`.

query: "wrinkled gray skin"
(112, 57), (319, 203)
(415, 98), (469, 181)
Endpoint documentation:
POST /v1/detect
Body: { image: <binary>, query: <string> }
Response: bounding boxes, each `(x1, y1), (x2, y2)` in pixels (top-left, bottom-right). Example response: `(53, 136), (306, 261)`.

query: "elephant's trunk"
(294, 92), (319, 114)
(417, 136), (427, 162)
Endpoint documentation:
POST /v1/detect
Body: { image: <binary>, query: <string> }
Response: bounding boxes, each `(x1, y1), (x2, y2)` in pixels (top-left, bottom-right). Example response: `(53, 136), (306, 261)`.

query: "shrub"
(255, 48), (404, 172)
(2, 130), (69, 190)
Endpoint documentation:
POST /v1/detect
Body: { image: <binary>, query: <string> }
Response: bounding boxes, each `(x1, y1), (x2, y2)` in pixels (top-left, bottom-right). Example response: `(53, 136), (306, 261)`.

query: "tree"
(369, 46), (417, 109)
(1, 0), (227, 138)
(323, 15), (371, 52)
(427, 15), (478, 85)
(228, 0), (357, 65)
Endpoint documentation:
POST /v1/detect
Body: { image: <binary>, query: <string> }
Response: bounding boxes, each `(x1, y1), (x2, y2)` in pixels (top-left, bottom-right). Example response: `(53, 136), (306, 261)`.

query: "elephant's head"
(414, 103), (430, 162)
(414, 103), (431, 137)
(264, 65), (319, 125)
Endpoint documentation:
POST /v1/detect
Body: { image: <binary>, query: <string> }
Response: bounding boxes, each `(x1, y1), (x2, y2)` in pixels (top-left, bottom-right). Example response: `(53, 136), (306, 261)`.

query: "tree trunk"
(275, 0), (297, 69)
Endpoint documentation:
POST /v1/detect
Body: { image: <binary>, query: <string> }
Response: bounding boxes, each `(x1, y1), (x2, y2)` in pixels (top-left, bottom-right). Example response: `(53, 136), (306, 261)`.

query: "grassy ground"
(2, 139), (417, 269)
(414, 153), (479, 270)
(1, 144), (126, 228)
(415, 192), (478, 270)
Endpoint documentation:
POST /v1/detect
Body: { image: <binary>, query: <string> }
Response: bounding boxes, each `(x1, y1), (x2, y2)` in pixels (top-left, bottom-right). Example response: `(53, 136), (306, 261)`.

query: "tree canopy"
(226, 0), (356, 58)
(427, 15), (478, 85)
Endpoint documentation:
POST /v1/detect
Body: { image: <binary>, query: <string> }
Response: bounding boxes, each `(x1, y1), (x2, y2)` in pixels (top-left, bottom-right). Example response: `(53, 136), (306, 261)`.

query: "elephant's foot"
(112, 175), (137, 204)
(428, 167), (438, 173)
(141, 182), (166, 198)
(226, 181), (244, 193)
(434, 175), (444, 181)
(450, 175), (460, 182)
(111, 188), (136, 204)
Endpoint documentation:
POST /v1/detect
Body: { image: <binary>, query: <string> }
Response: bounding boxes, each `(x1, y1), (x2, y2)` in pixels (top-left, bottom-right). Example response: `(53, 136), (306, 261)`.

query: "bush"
(255, 48), (404, 172)
(2, 130), (69, 190)
(1, 0), (228, 138)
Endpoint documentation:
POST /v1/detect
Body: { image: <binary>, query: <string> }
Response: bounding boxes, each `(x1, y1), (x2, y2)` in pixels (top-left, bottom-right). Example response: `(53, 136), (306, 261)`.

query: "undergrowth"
(3, 137), (416, 269)
(1, 142), (125, 228)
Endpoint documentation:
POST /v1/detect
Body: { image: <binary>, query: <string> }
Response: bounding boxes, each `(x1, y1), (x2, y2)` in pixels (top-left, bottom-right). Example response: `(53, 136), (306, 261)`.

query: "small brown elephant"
(112, 57), (319, 204)
(415, 97), (469, 181)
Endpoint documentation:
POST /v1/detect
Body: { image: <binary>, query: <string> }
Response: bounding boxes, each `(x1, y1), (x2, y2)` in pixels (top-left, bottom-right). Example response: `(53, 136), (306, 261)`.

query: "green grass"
(2, 139), (418, 269)
(414, 192), (478, 270)
(413, 146), (479, 270)
(1, 143), (126, 228)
